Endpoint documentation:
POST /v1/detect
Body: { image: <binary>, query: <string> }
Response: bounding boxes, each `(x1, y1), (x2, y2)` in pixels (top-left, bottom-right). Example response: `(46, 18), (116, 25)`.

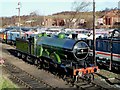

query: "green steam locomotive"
(15, 33), (98, 82)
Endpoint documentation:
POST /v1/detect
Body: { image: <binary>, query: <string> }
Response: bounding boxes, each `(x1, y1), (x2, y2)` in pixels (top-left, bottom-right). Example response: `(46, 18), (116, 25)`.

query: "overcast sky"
(0, 0), (119, 17)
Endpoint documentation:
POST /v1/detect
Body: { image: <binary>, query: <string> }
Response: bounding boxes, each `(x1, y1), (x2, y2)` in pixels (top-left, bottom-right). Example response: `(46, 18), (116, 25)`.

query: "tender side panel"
(16, 38), (29, 53)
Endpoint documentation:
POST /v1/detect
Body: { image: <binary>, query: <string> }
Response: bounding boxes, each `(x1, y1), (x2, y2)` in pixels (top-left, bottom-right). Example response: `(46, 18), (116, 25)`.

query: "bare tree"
(30, 11), (39, 16)
(29, 11), (44, 26)
(65, 1), (91, 28)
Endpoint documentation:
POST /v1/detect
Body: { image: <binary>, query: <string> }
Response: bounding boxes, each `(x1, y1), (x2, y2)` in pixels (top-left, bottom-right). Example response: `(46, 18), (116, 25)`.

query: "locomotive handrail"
(111, 29), (120, 37)
(109, 29), (120, 70)
(77, 52), (88, 54)
(75, 47), (89, 50)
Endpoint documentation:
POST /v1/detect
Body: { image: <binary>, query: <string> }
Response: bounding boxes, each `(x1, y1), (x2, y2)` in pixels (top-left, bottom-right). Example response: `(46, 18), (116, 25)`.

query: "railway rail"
(3, 62), (53, 89)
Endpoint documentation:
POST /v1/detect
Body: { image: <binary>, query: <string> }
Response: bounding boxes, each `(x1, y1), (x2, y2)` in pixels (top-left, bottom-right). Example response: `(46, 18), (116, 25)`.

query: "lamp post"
(93, 0), (96, 66)
(16, 2), (21, 38)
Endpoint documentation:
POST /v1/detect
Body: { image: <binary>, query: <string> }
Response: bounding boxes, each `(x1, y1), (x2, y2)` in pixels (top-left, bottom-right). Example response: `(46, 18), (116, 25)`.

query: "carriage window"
(107, 42), (110, 52)
(98, 41), (100, 48)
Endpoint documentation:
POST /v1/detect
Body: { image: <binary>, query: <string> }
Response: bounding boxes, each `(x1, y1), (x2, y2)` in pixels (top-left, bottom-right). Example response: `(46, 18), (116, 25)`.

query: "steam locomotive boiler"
(36, 36), (89, 62)
(16, 33), (98, 81)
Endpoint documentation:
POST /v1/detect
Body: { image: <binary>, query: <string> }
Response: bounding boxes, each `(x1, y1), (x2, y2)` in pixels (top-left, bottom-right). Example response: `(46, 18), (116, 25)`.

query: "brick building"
(102, 10), (120, 28)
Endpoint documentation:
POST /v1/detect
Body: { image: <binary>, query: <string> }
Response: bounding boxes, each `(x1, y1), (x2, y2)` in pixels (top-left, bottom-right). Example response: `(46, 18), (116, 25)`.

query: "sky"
(0, 0), (119, 17)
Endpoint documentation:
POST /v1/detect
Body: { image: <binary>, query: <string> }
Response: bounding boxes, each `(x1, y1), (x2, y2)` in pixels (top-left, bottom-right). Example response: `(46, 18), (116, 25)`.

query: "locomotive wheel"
(17, 52), (22, 58)
(42, 49), (50, 58)
(31, 58), (35, 65)
(42, 59), (47, 69)
(21, 54), (26, 61)
(36, 59), (42, 69)
(26, 56), (34, 64)
(44, 60), (50, 69)
(34, 58), (39, 65)
(50, 52), (61, 65)
(85, 73), (94, 83)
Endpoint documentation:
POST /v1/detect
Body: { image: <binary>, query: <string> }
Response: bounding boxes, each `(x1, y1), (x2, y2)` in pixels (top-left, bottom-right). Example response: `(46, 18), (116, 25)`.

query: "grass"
(0, 76), (19, 90)
(100, 69), (118, 78)
(95, 69), (119, 80)
(0, 65), (19, 90)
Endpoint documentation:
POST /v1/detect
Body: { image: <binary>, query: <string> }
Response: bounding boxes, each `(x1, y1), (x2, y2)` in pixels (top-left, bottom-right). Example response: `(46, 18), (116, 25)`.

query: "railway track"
(3, 61), (110, 90)
(49, 71), (110, 90)
(33, 62), (111, 90)
(3, 62), (53, 89)
(2, 58), (111, 90)
(1, 43), (119, 90)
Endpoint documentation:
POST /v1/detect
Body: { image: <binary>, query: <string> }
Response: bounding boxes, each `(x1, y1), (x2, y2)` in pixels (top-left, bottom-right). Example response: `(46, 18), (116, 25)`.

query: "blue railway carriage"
(2, 31), (24, 45)
(7, 31), (21, 44)
(88, 29), (120, 70)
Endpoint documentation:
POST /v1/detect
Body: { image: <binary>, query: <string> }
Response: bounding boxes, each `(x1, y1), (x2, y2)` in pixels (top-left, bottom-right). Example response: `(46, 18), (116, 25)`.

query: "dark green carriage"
(16, 38), (29, 53)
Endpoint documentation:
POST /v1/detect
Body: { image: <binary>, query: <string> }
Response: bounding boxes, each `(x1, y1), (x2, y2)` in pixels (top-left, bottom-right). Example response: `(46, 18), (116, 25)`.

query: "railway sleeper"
(79, 84), (94, 89)
(2, 54), (52, 89)
(85, 86), (102, 90)
(27, 81), (46, 88)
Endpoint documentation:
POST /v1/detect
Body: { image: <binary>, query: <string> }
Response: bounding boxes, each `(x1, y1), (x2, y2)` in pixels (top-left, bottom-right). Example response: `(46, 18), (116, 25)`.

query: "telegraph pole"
(93, 0), (96, 66)
(16, 2), (21, 37)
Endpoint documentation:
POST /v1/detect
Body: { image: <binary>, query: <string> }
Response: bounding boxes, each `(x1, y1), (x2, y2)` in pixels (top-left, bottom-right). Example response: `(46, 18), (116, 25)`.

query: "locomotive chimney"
(72, 33), (78, 40)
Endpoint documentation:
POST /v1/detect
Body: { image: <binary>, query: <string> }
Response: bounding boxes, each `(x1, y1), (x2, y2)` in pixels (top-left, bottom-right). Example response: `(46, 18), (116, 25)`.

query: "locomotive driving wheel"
(42, 49), (50, 69)
(50, 52), (61, 68)
(36, 58), (42, 69)
(17, 51), (21, 58)
(49, 52), (61, 74)
(21, 54), (26, 61)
